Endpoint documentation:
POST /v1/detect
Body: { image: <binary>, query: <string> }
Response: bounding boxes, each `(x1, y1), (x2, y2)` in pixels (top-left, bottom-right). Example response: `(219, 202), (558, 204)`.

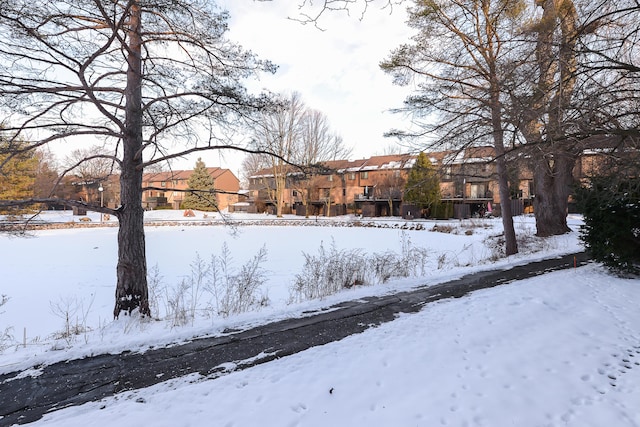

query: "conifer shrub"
(576, 177), (640, 277)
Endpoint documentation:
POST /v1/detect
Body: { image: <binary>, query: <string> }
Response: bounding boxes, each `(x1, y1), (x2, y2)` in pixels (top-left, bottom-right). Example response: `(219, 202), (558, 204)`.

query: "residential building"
(247, 155), (417, 216)
(247, 150), (505, 218)
(245, 143), (624, 219)
(141, 167), (239, 211)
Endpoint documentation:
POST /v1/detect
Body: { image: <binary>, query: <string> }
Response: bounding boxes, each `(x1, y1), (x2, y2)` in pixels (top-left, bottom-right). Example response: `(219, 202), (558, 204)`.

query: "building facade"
(141, 167), (239, 211)
(247, 149), (538, 219)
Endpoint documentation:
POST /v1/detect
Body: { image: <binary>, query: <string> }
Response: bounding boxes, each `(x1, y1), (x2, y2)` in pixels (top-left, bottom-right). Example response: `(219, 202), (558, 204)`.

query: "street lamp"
(98, 184), (104, 222)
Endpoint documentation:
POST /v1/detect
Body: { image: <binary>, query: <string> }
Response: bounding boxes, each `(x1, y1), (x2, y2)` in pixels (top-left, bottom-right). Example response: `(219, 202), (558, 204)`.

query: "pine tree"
(182, 158), (217, 211)
(404, 152), (441, 217)
(0, 139), (38, 214)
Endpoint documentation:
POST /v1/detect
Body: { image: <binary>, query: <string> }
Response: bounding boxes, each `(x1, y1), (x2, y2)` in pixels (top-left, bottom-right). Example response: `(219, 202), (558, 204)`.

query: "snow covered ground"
(1, 211), (639, 426)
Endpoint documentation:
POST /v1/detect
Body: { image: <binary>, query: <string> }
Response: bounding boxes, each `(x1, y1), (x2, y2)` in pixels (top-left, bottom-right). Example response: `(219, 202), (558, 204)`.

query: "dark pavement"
(0, 252), (590, 426)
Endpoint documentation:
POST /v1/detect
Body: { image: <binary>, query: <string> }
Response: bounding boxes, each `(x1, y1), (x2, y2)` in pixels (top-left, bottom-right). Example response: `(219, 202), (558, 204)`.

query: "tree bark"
(114, 1), (150, 318)
(491, 87), (518, 256)
(532, 152), (574, 236)
(274, 171), (285, 217)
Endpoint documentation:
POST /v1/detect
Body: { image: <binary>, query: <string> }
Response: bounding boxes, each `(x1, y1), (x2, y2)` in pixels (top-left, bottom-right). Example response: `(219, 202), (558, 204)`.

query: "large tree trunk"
(114, 1), (150, 318)
(275, 172), (285, 217)
(495, 153), (518, 256)
(490, 77), (518, 256)
(533, 151), (574, 236)
(304, 185), (310, 218)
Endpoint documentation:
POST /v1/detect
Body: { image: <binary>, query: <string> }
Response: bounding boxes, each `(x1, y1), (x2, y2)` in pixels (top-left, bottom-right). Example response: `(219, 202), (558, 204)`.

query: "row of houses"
(245, 147), (511, 218)
(73, 144), (614, 219)
(77, 167), (240, 212)
(243, 145), (609, 219)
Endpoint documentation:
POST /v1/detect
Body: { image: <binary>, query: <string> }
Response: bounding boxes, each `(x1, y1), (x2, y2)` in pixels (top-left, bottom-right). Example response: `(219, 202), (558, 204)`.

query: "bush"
(432, 202), (454, 219)
(0, 294), (13, 352)
(289, 233), (431, 303)
(207, 243), (269, 317)
(289, 240), (368, 304)
(576, 178), (640, 276)
(49, 295), (94, 345)
(152, 244), (270, 327)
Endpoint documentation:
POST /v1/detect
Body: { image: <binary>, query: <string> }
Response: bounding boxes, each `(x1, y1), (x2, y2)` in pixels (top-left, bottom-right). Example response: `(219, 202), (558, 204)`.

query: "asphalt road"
(0, 251), (590, 426)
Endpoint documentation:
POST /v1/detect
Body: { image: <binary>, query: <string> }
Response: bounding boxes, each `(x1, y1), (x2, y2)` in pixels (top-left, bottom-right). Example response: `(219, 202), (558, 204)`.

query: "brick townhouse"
(141, 167), (239, 211)
(246, 145), (617, 219)
(247, 150), (510, 218)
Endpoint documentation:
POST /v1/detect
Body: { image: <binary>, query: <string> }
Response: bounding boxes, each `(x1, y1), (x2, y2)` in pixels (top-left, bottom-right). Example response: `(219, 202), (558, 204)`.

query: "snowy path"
(0, 252), (589, 426)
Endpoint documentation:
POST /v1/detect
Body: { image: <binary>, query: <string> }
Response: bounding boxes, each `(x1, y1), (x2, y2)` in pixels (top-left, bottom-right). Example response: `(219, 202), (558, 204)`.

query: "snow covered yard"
(1, 211), (639, 426)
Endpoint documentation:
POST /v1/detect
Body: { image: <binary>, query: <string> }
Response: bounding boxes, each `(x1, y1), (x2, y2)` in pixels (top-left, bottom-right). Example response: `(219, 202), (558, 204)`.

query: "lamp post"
(98, 184), (104, 222)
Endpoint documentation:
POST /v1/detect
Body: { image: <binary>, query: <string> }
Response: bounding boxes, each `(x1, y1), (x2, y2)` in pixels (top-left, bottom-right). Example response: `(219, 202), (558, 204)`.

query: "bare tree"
(65, 147), (115, 184)
(509, 0), (580, 237)
(295, 108), (352, 216)
(300, 109), (351, 164)
(251, 93), (350, 217)
(381, 0), (526, 256)
(33, 151), (60, 202)
(241, 153), (272, 188)
(0, 0), (277, 317)
(252, 92), (306, 217)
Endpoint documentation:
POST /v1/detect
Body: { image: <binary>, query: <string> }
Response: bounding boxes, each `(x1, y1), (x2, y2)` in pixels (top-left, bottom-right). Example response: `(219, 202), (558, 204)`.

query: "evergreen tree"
(182, 158), (217, 211)
(404, 152), (441, 217)
(576, 177), (640, 277)
(0, 139), (38, 214)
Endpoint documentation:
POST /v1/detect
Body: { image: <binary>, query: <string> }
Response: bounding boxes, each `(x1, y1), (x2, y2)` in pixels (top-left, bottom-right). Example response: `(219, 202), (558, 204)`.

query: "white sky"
(193, 0), (417, 176)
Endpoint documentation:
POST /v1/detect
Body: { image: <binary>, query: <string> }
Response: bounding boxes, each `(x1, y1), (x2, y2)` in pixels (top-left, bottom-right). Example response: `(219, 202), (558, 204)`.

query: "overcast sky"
(196, 0), (417, 176)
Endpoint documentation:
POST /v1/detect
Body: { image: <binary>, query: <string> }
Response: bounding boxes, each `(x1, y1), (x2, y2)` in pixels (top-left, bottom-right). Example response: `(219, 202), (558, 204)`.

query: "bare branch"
(289, 0), (404, 28)
(0, 198), (116, 216)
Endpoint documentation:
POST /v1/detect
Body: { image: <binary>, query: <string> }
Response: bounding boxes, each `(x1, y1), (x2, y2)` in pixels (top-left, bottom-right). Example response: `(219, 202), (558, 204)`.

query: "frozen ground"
(1, 211), (639, 426)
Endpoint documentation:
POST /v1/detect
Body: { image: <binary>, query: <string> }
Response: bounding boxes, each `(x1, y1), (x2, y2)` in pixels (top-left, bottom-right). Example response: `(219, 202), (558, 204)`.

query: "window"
(394, 170), (401, 178)
(349, 173), (356, 180)
(161, 181), (166, 187)
(360, 171), (369, 179)
(328, 175), (333, 182)
(470, 183), (486, 199)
